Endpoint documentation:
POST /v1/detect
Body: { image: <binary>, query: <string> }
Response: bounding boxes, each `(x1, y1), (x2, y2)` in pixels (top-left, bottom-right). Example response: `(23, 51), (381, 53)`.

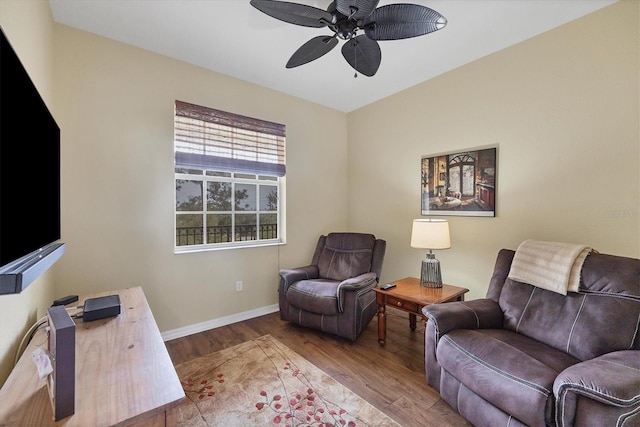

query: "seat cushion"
(437, 329), (580, 427)
(285, 279), (339, 315)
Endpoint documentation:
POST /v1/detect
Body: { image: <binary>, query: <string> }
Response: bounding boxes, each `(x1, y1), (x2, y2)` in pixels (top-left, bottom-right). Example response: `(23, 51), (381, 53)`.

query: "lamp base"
(420, 252), (443, 288)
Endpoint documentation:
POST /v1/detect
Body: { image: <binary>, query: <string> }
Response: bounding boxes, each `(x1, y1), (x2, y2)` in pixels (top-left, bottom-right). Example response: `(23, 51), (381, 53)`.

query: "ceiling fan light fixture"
(250, 0), (447, 77)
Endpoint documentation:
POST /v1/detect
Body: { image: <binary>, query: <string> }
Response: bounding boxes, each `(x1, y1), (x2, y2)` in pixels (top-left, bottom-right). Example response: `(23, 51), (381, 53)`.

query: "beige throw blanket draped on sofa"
(508, 240), (593, 295)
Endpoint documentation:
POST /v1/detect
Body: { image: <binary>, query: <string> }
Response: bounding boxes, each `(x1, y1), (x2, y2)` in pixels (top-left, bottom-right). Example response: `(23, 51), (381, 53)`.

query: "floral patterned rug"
(174, 334), (400, 427)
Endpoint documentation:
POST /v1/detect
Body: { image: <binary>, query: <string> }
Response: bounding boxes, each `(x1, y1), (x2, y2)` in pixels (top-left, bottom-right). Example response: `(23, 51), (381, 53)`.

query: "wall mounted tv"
(0, 26), (65, 294)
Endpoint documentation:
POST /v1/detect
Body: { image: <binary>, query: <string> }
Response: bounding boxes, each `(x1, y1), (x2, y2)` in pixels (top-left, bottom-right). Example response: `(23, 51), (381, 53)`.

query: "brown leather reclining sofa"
(423, 249), (640, 427)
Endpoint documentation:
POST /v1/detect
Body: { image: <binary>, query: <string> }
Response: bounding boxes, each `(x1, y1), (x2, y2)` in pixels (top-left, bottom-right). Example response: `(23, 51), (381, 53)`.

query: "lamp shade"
(411, 219), (451, 249)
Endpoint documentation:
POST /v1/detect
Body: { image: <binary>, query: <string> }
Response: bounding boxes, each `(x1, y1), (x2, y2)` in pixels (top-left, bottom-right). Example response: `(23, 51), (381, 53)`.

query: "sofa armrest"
(554, 350), (640, 427)
(336, 272), (378, 312)
(279, 265), (319, 291)
(422, 299), (504, 391)
(422, 298), (504, 342)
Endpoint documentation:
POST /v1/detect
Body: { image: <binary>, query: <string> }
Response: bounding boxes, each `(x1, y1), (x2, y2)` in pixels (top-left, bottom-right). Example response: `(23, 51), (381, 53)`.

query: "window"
(448, 152), (475, 197)
(174, 101), (285, 250)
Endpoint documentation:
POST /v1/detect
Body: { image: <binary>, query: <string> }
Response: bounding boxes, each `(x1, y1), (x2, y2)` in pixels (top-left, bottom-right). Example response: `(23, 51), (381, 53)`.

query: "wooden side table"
(373, 277), (469, 345)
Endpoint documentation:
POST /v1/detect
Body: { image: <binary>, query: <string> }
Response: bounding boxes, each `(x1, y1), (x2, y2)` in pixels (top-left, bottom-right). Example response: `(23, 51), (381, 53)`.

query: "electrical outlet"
(236, 280), (243, 292)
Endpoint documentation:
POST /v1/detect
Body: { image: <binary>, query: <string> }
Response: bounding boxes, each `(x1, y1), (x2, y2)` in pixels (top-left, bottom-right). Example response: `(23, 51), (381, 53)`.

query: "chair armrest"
(338, 272), (378, 290)
(336, 272), (378, 312)
(422, 299), (504, 342)
(279, 266), (319, 290)
(554, 350), (640, 427)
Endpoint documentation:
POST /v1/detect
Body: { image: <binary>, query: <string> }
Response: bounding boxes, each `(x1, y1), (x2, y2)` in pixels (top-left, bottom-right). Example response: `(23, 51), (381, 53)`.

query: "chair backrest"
(311, 232), (386, 282)
(487, 249), (640, 361)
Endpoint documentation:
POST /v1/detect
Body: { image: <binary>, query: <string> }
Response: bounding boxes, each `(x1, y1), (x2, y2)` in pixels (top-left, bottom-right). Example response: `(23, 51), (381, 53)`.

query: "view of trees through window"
(175, 168), (279, 247)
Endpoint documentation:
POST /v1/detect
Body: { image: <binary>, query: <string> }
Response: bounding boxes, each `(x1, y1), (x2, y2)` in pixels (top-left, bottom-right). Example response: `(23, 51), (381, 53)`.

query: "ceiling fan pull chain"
(353, 38), (358, 78)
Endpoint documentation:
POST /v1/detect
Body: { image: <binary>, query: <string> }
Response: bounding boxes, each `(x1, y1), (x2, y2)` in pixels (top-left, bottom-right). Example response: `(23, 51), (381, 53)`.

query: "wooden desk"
(0, 287), (185, 426)
(374, 277), (468, 345)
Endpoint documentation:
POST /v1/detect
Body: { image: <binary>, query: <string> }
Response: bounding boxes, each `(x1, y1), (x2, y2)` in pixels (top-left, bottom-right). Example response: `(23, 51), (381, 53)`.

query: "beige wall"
(0, 0), (58, 386)
(51, 25), (348, 333)
(347, 0), (639, 300)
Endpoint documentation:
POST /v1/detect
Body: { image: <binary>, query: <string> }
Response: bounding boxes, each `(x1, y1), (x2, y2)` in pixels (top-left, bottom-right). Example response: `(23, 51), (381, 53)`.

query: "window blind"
(174, 100), (286, 177)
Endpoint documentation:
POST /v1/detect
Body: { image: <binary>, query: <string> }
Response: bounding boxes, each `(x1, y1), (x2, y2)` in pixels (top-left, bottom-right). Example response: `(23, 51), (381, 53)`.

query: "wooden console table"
(374, 277), (468, 345)
(0, 287), (185, 426)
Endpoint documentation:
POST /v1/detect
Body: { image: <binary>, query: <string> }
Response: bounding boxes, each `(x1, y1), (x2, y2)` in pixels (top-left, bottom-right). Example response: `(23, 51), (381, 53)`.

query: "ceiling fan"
(250, 0), (447, 77)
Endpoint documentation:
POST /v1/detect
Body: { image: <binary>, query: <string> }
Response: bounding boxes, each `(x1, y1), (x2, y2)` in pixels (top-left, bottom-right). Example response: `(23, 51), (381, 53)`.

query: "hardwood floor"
(165, 308), (472, 427)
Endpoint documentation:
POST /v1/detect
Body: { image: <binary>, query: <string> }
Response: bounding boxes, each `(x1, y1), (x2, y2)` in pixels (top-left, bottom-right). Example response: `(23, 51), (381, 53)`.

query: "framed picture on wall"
(421, 146), (497, 217)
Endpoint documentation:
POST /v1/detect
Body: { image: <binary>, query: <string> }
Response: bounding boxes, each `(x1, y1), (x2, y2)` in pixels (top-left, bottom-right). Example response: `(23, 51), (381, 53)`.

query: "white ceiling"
(48, 0), (617, 112)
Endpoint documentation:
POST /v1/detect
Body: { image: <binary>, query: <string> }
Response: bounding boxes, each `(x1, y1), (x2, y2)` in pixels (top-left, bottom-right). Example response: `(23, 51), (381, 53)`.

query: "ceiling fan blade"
(250, 0), (334, 28)
(364, 4), (447, 40)
(335, 0), (380, 20)
(286, 36), (338, 68)
(341, 35), (381, 77)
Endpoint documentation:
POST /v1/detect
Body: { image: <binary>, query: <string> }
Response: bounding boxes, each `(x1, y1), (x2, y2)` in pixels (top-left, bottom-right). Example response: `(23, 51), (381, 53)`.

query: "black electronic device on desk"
(82, 294), (121, 322)
(52, 294), (78, 306)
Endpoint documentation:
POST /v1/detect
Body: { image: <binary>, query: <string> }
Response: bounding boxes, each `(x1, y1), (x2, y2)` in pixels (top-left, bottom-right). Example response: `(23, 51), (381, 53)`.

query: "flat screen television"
(0, 26), (64, 294)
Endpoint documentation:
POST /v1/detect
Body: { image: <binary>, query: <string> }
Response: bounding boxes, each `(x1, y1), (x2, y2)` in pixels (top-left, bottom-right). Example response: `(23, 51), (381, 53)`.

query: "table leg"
(409, 313), (417, 331)
(377, 303), (386, 345)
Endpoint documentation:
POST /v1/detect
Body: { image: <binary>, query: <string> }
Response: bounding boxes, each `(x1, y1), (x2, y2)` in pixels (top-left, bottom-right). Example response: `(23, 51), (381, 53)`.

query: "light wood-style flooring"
(165, 308), (472, 427)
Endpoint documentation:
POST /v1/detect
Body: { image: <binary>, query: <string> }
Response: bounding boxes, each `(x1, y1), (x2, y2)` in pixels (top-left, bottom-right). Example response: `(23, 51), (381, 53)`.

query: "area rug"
(174, 334), (400, 427)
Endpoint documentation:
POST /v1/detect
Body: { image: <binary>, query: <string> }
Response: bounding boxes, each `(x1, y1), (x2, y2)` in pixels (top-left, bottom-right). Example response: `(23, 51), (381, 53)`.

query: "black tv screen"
(0, 27), (61, 269)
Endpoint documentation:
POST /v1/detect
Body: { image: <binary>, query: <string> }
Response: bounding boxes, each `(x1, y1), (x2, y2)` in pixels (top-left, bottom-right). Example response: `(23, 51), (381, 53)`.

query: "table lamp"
(411, 219), (451, 287)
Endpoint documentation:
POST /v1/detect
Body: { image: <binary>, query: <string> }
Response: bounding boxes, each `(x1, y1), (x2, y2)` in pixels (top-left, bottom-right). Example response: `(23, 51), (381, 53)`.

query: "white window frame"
(174, 101), (285, 251)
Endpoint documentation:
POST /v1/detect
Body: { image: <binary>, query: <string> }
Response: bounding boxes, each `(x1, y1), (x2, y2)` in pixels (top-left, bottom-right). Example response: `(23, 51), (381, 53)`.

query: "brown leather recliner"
(423, 249), (640, 427)
(278, 232), (386, 341)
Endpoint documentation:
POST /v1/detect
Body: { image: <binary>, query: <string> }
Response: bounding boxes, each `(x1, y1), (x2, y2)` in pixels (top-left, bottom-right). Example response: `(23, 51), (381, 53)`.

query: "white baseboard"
(161, 304), (279, 342)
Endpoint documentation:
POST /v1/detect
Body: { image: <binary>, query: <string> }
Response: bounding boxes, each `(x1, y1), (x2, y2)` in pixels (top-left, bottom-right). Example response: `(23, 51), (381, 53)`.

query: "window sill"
(175, 240), (284, 254)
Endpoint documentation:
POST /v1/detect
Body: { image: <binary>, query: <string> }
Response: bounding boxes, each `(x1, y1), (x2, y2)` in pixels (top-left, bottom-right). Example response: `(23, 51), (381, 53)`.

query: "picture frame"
(421, 146), (497, 217)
